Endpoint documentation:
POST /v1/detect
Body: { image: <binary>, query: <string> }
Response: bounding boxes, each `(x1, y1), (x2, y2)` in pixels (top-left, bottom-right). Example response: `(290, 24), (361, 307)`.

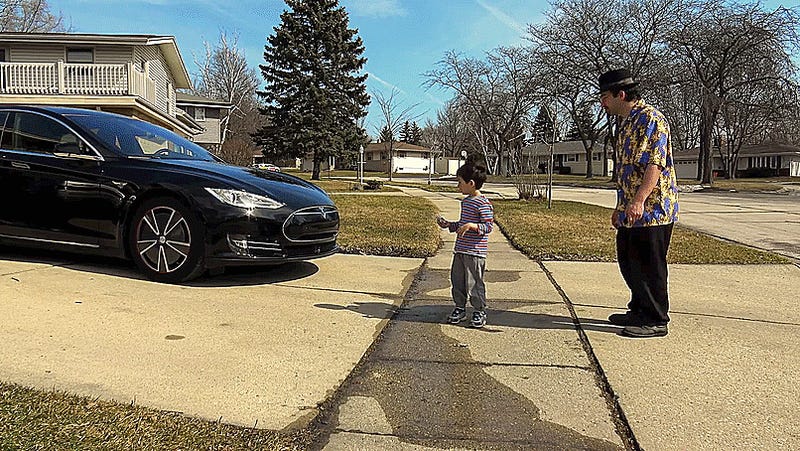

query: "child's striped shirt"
(448, 194), (493, 257)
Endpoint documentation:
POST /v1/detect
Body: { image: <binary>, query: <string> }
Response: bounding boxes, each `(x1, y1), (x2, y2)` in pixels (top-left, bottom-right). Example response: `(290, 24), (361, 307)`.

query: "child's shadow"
(314, 302), (622, 334)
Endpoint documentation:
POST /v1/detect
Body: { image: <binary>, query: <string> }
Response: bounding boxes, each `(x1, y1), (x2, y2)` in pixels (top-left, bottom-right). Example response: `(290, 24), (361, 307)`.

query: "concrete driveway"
(0, 248), (422, 431)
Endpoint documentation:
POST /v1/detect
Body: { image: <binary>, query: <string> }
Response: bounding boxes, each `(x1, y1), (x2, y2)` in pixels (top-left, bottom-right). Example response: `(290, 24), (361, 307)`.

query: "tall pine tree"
(531, 106), (556, 144)
(254, 0), (370, 180)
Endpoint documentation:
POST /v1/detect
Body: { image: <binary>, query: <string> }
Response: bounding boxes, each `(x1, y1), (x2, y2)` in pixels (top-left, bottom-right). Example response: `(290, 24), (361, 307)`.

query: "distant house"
(520, 141), (613, 176)
(175, 92), (230, 152)
(0, 32), (202, 137)
(673, 143), (800, 178)
(361, 141), (434, 174)
(518, 140), (800, 178)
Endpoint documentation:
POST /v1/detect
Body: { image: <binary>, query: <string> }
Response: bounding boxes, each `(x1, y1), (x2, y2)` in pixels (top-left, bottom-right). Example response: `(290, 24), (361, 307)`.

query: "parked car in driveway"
(0, 106), (339, 283)
(253, 163), (281, 172)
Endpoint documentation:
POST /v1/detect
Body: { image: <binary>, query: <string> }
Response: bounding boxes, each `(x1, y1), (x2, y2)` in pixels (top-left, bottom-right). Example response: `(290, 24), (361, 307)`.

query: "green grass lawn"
(332, 194), (440, 257)
(493, 199), (790, 264)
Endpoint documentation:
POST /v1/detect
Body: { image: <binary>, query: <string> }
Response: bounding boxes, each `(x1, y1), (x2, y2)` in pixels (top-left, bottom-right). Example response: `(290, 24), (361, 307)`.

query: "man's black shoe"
(620, 324), (668, 338)
(608, 311), (642, 327)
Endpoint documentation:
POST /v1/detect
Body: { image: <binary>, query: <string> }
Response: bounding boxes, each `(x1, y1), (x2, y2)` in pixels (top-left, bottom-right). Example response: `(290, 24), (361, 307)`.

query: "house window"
(398, 151), (406, 157)
(194, 107), (206, 121)
(66, 47), (94, 63)
(592, 152), (601, 161)
(366, 153), (373, 161)
(566, 154), (577, 162)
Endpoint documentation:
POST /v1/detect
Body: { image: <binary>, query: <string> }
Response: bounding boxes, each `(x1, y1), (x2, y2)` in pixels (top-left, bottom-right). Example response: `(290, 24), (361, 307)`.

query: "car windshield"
(65, 112), (216, 161)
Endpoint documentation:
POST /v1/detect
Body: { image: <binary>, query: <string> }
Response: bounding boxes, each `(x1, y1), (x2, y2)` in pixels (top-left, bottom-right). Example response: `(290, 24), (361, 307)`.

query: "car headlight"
(205, 188), (285, 209)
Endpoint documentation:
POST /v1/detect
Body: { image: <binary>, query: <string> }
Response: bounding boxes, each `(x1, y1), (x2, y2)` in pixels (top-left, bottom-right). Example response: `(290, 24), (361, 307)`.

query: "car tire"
(128, 197), (206, 283)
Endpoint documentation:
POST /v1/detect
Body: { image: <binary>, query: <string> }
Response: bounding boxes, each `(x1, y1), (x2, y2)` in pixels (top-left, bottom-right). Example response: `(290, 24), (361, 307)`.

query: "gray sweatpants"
(450, 252), (487, 311)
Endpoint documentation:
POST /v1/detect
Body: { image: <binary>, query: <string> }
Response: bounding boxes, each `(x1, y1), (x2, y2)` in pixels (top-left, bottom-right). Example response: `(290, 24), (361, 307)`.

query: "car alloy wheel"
(129, 197), (205, 283)
(136, 205), (191, 273)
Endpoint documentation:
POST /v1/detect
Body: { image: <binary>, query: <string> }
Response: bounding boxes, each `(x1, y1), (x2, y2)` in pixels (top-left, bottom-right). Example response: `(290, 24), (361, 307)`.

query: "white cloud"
(476, 0), (525, 34)
(424, 92), (446, 106)
(345, 0), (407, 18)
(366, 71), (406, 94)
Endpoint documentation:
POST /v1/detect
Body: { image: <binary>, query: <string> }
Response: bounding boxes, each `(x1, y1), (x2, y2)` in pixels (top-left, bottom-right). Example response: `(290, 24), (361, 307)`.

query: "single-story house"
(673, 143), (800, 179)
(361, 141), (434, 174)
(520, 141), (613, 176)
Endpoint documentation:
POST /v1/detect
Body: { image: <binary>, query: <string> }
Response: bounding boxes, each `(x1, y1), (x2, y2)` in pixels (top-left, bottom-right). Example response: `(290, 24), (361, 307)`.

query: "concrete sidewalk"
(331, 185), (799, 450)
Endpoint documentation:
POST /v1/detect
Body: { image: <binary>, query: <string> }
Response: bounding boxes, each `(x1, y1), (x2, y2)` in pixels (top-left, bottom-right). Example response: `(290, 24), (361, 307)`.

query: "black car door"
(0, 110), (104, 249)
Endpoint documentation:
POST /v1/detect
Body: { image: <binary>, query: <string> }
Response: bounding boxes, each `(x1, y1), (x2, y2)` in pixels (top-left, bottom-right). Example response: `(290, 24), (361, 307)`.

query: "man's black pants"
(616, 223), (674, 325)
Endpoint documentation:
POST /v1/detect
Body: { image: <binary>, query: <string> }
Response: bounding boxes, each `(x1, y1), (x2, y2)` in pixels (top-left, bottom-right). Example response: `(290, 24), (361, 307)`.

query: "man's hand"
(624, 201), (645, 224)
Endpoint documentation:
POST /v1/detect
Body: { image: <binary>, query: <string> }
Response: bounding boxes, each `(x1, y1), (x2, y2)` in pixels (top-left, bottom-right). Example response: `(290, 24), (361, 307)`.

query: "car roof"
(0, 105), (131, 120)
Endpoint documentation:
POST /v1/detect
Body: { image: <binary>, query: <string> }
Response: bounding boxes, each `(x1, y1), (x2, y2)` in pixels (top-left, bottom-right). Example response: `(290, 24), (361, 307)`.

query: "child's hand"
(457, 222), (477, 236)
(436, 215), (449, 228)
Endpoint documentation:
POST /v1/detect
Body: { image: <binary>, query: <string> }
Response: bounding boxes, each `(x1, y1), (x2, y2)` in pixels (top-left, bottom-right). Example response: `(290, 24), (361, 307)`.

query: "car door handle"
(11, 162), (30, 169)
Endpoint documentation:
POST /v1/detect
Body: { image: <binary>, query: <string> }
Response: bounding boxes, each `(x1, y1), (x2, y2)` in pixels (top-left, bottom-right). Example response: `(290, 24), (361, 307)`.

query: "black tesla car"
(0, 106), (339, 283)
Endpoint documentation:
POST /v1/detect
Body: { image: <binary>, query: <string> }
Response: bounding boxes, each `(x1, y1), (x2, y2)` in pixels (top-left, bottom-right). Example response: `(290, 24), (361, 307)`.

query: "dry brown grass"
(493, 199), (790, 264)
(332, 194), (440, 257)
(0, 382), (304, 450)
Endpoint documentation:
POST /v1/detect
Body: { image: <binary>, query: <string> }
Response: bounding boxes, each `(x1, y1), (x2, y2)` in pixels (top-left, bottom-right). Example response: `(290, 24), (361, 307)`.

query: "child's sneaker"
(470, 310), (487, 328)
(447, 307), (467, 324)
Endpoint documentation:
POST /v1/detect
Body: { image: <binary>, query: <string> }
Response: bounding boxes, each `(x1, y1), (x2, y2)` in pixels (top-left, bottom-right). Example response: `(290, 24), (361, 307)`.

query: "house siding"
(8, 44), (134, 64)
(94, 46), (134, 65)
(193, 114), (222, 144)
(134, 46), (175, 114)
(9, 45), (64, 62)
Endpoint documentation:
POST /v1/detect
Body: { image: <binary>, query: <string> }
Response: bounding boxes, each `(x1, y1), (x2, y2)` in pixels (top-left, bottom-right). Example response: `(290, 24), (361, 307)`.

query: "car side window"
(4, 112), (88, 155)
(0, 111), (10, 149)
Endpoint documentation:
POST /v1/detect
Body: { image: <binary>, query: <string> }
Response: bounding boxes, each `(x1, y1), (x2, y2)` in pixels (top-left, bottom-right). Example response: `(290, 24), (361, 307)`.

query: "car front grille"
(282, 205), (339, 243)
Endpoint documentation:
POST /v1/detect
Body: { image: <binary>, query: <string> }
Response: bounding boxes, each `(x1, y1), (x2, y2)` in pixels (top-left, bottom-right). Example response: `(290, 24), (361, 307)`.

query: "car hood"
(143, 159), (334, 207)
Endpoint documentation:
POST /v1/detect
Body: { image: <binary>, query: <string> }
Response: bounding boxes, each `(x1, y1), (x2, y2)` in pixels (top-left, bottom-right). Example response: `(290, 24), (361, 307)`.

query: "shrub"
(364, 180), (383, 190)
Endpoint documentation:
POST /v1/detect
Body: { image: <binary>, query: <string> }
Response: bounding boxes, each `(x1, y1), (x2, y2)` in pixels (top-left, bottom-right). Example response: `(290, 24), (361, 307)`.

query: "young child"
(437, 161), (494, 328)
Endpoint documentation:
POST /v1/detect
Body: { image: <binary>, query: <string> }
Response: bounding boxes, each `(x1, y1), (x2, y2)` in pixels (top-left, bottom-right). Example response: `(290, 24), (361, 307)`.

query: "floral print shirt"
(615, 100), (679, 227)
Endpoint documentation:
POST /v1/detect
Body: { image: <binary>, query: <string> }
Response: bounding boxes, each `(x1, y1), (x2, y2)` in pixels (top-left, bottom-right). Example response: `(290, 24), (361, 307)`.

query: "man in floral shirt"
(599, 68), (679, 338)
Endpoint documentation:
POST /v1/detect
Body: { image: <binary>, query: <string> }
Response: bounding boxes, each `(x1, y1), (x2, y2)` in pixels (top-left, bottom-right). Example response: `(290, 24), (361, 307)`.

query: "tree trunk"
(698, 101), (714, 184)
(584, 145), (594, 179)
(312, 157), (321, 180)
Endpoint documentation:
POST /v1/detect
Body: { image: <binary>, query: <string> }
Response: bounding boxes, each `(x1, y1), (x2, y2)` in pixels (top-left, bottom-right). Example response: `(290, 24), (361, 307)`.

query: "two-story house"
(0, 32), (204, 138)
(175, 92), (231, 152)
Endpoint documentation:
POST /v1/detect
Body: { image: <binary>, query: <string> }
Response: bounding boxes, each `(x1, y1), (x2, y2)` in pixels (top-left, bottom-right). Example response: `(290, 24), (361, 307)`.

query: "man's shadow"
(314, 301), (623, 334)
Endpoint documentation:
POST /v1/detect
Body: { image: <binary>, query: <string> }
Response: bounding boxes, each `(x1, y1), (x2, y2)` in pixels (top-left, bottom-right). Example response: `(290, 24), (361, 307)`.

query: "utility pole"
(359, 144), (364, 185)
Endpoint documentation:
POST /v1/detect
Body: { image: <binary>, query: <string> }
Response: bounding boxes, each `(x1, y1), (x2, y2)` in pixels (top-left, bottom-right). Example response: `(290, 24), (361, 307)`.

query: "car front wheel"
(128, 197), (205, 283)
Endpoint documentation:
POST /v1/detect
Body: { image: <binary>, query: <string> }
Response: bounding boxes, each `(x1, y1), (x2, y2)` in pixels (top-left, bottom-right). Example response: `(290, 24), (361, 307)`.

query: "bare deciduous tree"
(371, 87), (421, 181)
(666, 2), (800, 182)
(0, 0), (68, 32)
(527, 0), (682, 179)
(193, 31), (261, 165)
(424, 47), (543, 176)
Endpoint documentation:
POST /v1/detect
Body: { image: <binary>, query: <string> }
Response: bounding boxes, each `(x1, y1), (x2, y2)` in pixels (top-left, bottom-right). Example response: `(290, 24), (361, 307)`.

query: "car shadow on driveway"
(0, 246), (319, 286)
(314, 301), (623, 335)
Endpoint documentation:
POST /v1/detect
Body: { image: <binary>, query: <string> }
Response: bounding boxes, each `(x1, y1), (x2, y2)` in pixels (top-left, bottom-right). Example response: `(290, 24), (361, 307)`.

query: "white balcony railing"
(0, 61), (158, 110)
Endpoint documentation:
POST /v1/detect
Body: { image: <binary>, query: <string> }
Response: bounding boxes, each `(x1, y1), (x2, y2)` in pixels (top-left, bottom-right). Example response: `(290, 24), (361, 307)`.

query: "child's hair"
(456, 161), (487, 190)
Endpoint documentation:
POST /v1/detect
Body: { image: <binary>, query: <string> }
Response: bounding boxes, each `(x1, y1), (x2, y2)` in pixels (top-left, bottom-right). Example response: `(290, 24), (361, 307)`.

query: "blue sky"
(48, 0), (550, 134)
(49, 0), (795, 135)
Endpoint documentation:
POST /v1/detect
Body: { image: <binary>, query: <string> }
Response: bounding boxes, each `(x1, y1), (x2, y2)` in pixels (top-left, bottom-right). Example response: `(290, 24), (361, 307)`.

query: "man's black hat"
(599, 68), (639, 93)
